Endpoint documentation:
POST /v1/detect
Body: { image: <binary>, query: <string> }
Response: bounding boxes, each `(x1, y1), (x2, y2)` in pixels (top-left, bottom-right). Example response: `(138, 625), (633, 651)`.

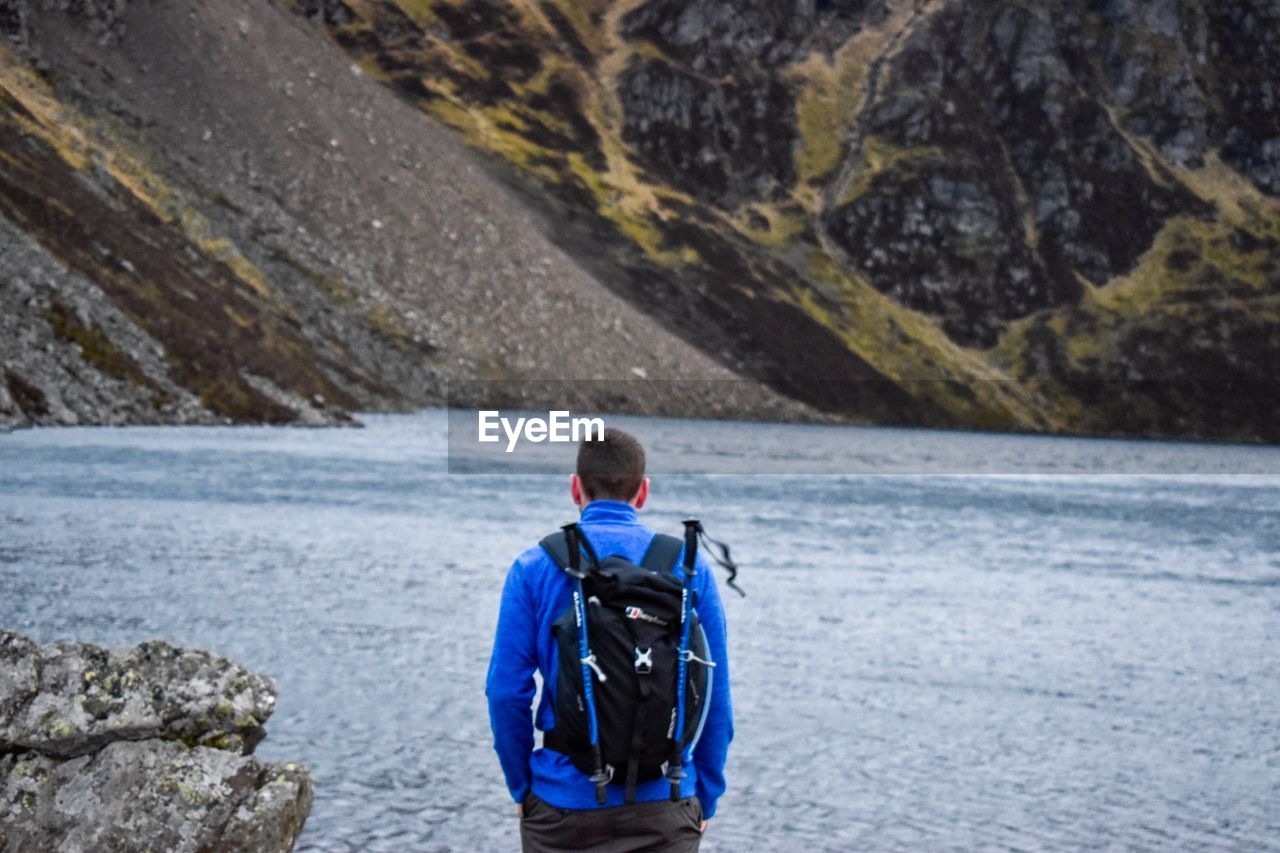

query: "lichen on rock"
(0, 629), (276, 758)
(0, 628), (312, 853)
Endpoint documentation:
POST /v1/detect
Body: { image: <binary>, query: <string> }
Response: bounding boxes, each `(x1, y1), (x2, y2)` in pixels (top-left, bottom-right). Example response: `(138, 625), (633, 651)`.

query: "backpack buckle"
(634, 646), (653, 675)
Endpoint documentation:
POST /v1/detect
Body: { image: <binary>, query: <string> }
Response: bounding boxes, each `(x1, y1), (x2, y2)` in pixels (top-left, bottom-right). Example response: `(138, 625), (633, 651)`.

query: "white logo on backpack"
(625, 606), (668, 626)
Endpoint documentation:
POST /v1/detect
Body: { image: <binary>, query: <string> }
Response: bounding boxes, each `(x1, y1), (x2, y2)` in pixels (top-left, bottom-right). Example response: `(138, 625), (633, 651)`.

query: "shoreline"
(5, 405), (1280, 452)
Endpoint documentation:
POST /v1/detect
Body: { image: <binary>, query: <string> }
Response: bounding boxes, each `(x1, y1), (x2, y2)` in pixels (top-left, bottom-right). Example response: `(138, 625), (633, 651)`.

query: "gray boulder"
(0, 628), (312, 852)
(0, 629), (276, 757)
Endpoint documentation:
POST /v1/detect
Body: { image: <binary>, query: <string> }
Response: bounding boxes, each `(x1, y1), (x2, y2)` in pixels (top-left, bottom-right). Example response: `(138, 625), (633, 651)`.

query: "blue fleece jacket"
(485, 500), (733, 819)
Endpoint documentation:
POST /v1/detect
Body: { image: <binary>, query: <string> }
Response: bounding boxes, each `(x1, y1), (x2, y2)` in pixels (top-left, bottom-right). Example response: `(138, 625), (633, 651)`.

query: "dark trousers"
(519, 792), (703, 853)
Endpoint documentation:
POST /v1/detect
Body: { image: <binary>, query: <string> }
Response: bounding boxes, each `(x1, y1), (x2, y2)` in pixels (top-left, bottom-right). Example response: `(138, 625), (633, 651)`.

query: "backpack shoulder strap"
(539, 531), (571, 569)
(639, 533), (683, 574)
(540, 525), (600, 577)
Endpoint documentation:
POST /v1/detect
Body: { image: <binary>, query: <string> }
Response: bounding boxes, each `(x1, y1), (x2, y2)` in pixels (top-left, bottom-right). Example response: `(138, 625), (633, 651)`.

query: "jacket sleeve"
(691, 554), (733, 819)
(485, 557), (539, 803)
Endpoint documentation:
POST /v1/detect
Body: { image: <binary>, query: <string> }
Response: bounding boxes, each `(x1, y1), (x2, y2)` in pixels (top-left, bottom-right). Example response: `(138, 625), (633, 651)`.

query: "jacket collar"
(580, 500), (638, 525)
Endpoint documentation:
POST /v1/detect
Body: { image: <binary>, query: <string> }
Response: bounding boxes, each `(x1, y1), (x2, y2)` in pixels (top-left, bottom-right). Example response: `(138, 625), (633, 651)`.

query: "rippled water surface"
(2, 412), (1279, 851)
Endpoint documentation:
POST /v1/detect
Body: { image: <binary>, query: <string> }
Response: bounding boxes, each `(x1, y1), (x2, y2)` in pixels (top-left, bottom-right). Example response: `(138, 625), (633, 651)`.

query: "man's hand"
(517, 802), (524, 818)
(700, 819), (708, 833)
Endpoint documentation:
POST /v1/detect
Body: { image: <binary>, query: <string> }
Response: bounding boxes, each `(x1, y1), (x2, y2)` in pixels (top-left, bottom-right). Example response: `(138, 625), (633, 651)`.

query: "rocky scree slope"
(294, 0), (1280, 441)
(0, 627), (312, 852)
(0, 0), (793, 430)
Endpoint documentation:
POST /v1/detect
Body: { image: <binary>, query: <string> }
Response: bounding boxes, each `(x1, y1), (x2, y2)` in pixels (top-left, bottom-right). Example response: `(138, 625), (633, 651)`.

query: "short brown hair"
(576, 427), (645, 501)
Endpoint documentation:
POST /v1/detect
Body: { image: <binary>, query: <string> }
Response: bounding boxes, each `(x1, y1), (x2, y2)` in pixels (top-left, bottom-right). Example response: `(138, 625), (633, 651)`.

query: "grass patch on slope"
(793, 248), (1055, 431)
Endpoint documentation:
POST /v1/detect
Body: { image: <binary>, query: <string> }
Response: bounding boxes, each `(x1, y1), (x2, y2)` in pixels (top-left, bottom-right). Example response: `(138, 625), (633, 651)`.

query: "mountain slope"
(0, 0), (795, 429)
(3, 0), (1276, 439)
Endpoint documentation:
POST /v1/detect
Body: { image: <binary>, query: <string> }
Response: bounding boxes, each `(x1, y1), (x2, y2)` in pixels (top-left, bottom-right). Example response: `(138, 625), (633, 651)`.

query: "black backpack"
(539, 519), (725, 804)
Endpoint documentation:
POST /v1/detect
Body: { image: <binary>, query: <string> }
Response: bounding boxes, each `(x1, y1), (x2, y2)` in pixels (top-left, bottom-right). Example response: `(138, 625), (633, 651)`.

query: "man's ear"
(632, 478), (650, 510)
(570, 473), (585, 509)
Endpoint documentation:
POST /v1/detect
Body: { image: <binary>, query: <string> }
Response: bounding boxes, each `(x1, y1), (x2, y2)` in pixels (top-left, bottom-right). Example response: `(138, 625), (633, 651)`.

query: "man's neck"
(579, 500), (639, 524)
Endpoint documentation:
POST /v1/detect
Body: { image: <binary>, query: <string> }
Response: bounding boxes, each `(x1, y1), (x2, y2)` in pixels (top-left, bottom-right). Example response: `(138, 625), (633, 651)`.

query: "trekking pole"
(665, 518), (700, 801)
(563, 522), (612, 804)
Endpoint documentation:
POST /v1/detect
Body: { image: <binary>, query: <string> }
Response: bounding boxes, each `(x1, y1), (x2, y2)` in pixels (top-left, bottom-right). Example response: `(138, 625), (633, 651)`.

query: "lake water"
(2, 411), (1278, 851)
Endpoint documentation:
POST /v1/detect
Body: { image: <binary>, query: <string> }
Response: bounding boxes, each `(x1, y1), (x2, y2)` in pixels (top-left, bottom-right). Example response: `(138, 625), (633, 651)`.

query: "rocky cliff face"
(0, 628), (312, 852)
(292, 0), (1280, 441)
